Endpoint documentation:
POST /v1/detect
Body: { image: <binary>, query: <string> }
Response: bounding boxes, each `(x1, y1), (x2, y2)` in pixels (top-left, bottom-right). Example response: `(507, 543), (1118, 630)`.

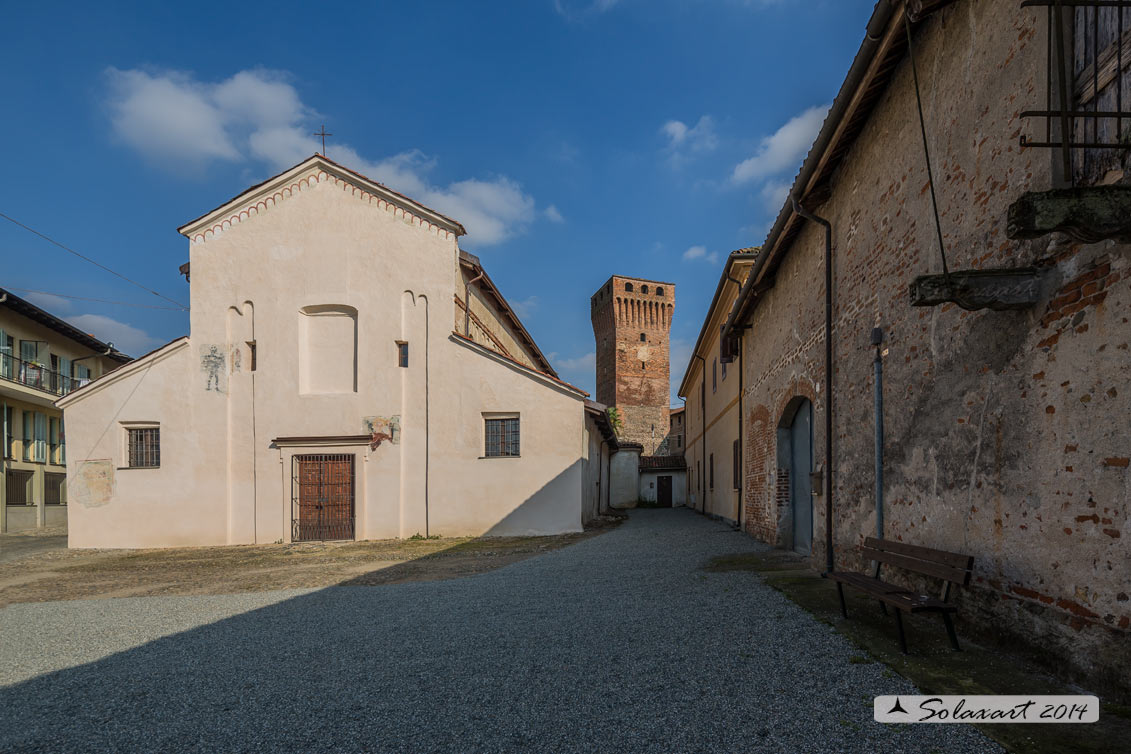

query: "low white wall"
(609, 448), (640, 508)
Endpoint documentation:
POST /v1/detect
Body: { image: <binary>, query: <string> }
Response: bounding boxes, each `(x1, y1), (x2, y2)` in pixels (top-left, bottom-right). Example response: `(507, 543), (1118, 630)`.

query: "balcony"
(0, 353), (89, 405)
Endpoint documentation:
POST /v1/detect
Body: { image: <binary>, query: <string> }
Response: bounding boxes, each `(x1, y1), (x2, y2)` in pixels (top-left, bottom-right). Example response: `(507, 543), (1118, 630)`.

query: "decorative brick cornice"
(179, 155), (465, 244)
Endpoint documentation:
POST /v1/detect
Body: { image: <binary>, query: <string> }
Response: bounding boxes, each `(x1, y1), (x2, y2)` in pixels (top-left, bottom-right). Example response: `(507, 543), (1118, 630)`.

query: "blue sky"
(0, 0), (873, 402)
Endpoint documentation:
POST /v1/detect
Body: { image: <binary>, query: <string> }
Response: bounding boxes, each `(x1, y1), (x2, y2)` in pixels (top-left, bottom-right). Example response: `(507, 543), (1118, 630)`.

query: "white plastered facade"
(59, 156), (589, 548)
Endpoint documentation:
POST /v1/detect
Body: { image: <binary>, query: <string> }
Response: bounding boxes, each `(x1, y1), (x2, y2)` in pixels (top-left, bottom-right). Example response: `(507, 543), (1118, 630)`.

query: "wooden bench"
(829, 537), (974, 654)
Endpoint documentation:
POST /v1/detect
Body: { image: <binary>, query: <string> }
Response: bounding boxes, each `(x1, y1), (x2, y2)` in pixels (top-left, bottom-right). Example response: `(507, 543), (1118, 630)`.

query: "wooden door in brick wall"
(293, 454), (355, 542)
(657, 475), (673, 507)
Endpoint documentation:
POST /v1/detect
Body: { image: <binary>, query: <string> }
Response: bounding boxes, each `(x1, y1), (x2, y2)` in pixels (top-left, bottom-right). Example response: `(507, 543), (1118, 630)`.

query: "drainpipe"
(791, 196), (836, 575)
(872, 327), (885, 540)
(464, 270), (485, 337)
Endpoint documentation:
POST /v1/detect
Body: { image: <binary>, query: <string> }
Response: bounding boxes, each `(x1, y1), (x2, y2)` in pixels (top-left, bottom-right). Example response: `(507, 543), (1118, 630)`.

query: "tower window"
(397, 341), (409, 368)
(641, 361), (646, 370)
(640, 333), (646, 342)
(624, 282), (634, 292)
(641, 285), (650, 294)
(656, 287), (664, 296)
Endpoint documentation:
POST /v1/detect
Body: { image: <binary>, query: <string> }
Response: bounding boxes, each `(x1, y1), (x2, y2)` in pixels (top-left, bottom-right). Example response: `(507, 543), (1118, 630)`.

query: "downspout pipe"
(720, 0), (898, 347)
(872, 327), (885, 540)
(791, 196), (836, 576)
(464, 270), (485, 337)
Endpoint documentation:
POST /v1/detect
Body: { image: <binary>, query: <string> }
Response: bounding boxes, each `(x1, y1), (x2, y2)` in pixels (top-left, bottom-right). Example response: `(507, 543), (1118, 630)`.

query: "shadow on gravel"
(703, 548), (1131, 754)
(0, 504), (629, 752)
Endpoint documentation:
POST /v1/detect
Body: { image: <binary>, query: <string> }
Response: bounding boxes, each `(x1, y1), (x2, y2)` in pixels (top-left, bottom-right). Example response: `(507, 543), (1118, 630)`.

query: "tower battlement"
(590, 275), (674, 452)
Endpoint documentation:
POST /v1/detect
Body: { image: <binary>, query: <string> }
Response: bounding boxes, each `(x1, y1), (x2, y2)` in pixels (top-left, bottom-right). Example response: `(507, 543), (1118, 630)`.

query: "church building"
(59, 155), (594, 548)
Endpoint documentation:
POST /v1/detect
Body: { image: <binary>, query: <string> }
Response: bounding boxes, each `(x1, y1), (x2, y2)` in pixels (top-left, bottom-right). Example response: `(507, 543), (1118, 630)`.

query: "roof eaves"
(178, 154), (467, 238)
(0, 287), (133, 362)
(722, 0), (957, 343)
(675, 250), (758, 398)
(450, 331), (588, 398)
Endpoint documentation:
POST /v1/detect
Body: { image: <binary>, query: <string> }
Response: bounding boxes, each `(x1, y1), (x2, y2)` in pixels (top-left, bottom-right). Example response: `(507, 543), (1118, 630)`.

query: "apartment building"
(1, 289), (130, 532)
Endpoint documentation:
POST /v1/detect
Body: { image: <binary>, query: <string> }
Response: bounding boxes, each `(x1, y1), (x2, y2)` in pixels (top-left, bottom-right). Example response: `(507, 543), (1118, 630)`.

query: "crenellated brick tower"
(590, 275), (675, 453)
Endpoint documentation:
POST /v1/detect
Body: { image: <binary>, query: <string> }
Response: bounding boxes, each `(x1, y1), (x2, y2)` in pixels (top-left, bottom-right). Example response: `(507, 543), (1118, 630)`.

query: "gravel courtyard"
(0, 509), (1000, 753)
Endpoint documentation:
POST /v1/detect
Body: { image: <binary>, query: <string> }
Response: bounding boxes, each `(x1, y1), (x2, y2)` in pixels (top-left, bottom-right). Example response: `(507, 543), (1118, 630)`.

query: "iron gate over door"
(292, 454), (355, 541)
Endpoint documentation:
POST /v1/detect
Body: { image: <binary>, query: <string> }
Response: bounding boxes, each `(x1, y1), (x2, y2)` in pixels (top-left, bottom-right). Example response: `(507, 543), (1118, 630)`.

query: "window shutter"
(34, 412), (47, 462)
(0, 330), (10, 378)
(23, 411), (32, 461)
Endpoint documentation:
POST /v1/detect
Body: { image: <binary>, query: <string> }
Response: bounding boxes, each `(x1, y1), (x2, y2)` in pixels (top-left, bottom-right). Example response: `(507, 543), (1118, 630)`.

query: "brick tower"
(590, 275), (675, 453)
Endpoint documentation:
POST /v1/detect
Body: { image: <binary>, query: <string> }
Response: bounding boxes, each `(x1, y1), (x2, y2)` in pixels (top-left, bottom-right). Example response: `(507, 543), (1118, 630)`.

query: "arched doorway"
(778, 397), (813, 555)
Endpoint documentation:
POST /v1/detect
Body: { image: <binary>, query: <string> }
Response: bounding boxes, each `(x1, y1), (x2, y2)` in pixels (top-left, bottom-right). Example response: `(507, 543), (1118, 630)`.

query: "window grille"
(1021, 1), (1131, 183)
(6, 469), (32, 505)
(397, 341), (409, 368)
(128, 427), (160, 468)
(45, 473), (66, 505)
(484, 417), (520, 457)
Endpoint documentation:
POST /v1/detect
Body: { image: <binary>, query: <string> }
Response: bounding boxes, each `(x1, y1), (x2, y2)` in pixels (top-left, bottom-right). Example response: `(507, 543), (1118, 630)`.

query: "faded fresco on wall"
(201, 345), (226, 393)
(230, 344), (242, 373)
(363, 415), (401, 449)
(72, 460), (115, 508)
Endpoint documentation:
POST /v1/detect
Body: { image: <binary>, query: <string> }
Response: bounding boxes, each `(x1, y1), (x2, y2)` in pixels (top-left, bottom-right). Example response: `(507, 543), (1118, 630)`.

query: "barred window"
(127, 427), (160, 468)
(484, 416), (520, 457)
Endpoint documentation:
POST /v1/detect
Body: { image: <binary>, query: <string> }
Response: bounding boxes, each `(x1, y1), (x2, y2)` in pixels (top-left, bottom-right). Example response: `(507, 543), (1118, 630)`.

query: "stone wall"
(738, 0), (1129, 696)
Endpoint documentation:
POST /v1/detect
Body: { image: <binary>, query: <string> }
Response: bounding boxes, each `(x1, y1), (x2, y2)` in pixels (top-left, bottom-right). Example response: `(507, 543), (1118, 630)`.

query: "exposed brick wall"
(591, 276), (675, 450)
(735, 0), (1129, 697)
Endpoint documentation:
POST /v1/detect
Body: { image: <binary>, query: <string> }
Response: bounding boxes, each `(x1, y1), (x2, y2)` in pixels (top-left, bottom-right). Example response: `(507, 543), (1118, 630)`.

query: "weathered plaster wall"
(610, 447), (641, 508)
(740, 1), (1129, 694)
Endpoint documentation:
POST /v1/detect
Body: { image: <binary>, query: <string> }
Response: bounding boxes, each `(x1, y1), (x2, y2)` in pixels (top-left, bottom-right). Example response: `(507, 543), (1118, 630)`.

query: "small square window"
(484, 416), (520, 457)
(640, 333), (646, 342)
(127, 427), (160, 468)
(397, 342), (409, 368)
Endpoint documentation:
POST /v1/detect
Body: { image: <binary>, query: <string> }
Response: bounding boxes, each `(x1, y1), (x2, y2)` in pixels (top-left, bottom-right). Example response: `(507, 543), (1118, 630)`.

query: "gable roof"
(459, 250), (557, 377)
(0, 287), (133, 363)
(177, 154), (467, 240)
(56, 336), (189, 408)
(722, 0), (956, 344)
(450, 331), (588, 398)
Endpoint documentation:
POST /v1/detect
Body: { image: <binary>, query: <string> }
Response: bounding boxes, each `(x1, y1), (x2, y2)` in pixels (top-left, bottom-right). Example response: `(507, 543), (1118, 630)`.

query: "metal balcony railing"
(0, 353), (89, 397)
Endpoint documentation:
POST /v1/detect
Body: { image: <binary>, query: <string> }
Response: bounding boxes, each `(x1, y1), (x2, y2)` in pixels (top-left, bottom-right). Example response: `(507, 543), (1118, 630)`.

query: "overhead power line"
(3, 287), (188, 311)
(0, 211), (188, 309)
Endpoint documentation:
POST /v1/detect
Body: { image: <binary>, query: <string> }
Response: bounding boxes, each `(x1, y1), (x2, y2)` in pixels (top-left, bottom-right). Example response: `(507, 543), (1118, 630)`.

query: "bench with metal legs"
(829, 537), (974, 654)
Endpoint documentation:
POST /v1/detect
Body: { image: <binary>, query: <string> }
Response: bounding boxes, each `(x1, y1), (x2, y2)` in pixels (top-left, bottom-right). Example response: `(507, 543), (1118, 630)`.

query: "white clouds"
(682, 245), (720, 264)
(509, 295), (539, 321)
(661, 115), (718, 165)
(544, 205), (565, 223)
(66, 313), (163, 357)
(106, 69), (242, 171)
(731, 104), (829, 185)
(24, 292), (72, 313)
(105, 67), (539, 246)
(556, 351), (596, 372)
(554, 0), (620, 21)
(759, 180), (792, 213)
